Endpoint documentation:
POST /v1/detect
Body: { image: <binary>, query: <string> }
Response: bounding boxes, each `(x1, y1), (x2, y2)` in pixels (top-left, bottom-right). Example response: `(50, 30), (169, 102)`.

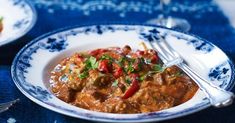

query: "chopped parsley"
(100, 54), (113, 61)
(125, 65), (135, 73)
(125, 77), (131, 84)
(69, 69), (72, 73)
(78, 71), (89, 79)
(129, 58), (135, 63)
(137, 58), (144, 71)
(139, 74), (146, 81)
(85, 56), (98, 69)
(124, 58), (136, 73)
(111, 80), (118, 87)
(173, 71), (183, 77)
(140, 57), (145, 63)
(139, 71), (154, 81)
(117, 57), (126, 66)
(0, 17), (3, 22)
(145, 59), (152, 64)
(152, 64), (164, 72)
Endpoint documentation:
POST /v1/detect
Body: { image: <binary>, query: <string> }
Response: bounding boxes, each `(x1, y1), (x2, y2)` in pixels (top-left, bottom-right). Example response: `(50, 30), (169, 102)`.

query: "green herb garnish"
(77, 56), (98, 79)
(145, 59), (152, 64)
(139, 74), (146, 81)
(69, 69), (72, 73)
(0, 17), (3, 22)
(129, 58), (135, 63)
(117, 57), (126, 66)
(78, 71), (89, 79)
(126, 65), (135, 73)
(137, 58), (144, 71)
(111, 80), (118, 87)
(125, 77), (131, 84)
(85, 56), (99, 69)
(139, 71), (155, 81)
(100, 54), (113, 61)
(173, 72), (183, 77)
(140, 57), (145, 63)
(124, 58), (136, 73)
(152, 64), (164, 72)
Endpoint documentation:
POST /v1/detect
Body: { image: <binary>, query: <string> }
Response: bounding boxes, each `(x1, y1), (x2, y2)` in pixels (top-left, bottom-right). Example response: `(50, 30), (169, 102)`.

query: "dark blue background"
(1, 0), (235, 122)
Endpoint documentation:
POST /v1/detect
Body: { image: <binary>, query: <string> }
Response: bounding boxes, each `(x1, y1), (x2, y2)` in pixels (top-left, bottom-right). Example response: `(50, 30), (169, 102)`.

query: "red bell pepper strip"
(136, 50), (145, 56)
(77, 54), (84, 61)
(113, 67), (123, 78)
(122, 74), (140, 99)
(89, 49), (108, 56)
(98, 60), (110, 73)
(151, 54), (159, 63)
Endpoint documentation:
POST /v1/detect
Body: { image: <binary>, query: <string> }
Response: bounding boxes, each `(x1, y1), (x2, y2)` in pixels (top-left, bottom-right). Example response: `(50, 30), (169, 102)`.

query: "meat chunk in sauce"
(49, 45), (198, 114)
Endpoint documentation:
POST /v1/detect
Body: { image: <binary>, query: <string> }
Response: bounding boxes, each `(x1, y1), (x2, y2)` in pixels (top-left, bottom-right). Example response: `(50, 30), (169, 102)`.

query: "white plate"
(11, 24), (235, 122)
(0, 0), (36, 46)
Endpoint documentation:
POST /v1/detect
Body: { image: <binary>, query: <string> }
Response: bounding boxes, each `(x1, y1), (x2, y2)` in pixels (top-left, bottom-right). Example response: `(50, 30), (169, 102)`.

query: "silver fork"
(0, 99), (20, 113)
(148, 36), (234, 108)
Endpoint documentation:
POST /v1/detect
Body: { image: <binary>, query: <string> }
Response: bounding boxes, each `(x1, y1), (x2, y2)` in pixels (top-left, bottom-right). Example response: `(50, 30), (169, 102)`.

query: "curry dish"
(49, 45), (198, 113)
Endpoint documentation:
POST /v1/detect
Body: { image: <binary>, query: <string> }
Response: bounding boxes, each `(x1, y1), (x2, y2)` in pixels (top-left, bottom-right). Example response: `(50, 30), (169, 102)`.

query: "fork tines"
(0, 99), (20, 113)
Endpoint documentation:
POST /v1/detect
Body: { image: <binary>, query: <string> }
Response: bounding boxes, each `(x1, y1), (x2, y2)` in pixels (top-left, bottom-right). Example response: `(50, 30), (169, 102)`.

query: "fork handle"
(177, 63), (234, 107)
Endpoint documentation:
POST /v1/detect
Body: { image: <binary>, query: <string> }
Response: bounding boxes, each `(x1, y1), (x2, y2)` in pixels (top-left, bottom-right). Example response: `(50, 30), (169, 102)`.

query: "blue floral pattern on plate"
(39, 38), (68, 52)
(139, 28), (214, 53)
(209, 62), (230, 87)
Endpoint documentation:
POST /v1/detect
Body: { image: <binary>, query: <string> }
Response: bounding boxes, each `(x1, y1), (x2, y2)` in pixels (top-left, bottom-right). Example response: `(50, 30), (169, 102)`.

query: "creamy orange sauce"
(49, 45), (198, 114)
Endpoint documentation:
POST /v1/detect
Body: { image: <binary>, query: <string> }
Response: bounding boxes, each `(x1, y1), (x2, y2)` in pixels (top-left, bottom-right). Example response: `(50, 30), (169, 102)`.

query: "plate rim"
(0, 0), (37, 46)
(11, 23), (235, 122)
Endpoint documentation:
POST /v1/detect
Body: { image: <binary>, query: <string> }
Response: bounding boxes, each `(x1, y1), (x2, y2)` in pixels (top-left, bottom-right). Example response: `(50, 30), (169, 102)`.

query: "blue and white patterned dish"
(11, 24), (234, 122)
(0, 0), (36, 46)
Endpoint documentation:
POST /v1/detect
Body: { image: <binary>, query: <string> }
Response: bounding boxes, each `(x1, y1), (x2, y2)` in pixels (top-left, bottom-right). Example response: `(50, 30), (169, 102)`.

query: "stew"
(49, 45), (198, 113)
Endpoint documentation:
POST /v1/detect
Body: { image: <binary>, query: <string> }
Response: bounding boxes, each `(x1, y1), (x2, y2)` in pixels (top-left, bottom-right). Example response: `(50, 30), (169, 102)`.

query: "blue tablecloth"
(1, 0), (235, 123)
